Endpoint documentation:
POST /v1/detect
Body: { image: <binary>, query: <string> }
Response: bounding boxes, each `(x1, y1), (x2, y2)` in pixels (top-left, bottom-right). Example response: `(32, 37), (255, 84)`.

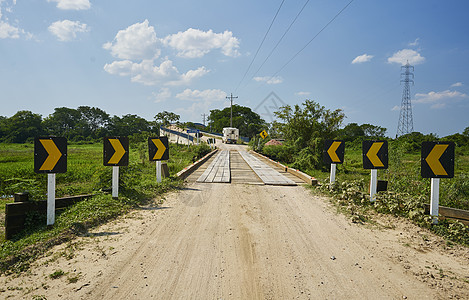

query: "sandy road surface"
(1, 150), (468, 299)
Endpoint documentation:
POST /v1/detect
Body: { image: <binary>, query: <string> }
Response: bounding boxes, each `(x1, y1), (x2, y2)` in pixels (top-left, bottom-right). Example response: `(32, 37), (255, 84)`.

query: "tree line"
(0, 104), (267, 143)
(257, 99), (469, 171)
(0, 107), (183, 143)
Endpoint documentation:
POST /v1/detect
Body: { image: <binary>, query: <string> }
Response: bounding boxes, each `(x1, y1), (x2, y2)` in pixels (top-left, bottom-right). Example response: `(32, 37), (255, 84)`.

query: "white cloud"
(253, 76), (283, 85)
(48, 0), (90, 10)
(48, 20), (89, 41)
(0, 20), (19, 38)
(408, 38), (420, 47)
(163, 28), (240, 58)
(295, 91), (310, 96)
(172, 66), (209, 86)
(174, 90), (227, 121)
(388, 49), (425, 65)
(176, 89), (227, 102)
(103, 58), (209, 86)
(451, 82), (463, 87)
(103, 20), (160, 60)
(414, 90), (468, 109)
(351, 53), (373, 64)
(0, 1), (32, 39)
(151, 88), (171, 103)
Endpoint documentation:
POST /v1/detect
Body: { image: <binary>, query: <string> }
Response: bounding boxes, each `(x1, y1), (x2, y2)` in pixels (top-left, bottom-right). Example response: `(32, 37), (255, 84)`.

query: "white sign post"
(330, 163), (337, 185)
(47, 174), (56, 225)
(112, 166), (119, 198)
(430, 178), (440, 224)
(156, 161), (162, 183)
(369, 169), (378, 202)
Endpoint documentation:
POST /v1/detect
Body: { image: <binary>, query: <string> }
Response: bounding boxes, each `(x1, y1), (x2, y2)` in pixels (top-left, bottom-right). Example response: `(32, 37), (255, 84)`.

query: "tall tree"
(208, 105), (266, 138)
(76, 106), (110, 139)
(274, 100), (345, 170)
(42, 107), (82, 139)
(154, 111), (180, 127)
(108, 114), (152, 136)
(360, 123), (387, 139)
(3, 111), (43, 143)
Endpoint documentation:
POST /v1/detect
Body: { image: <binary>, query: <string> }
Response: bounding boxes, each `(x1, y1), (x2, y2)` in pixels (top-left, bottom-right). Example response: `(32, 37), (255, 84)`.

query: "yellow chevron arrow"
(108, 139), (126, 164)
(426, 144), (448, 176)
(366, 142), (384, 167)
(39, 139), (62, 171)
(152, 138), (167, 160)
(327, 141), (342, 163)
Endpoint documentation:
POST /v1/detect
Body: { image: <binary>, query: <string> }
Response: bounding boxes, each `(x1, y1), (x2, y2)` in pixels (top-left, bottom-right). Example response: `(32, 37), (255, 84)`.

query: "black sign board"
(362, 140), (388, 169)
(148, 136), (169, 161)
(103, 136), (129, 166)
(421, 141), (454, 178)
(323, 140), (345, 164)
(34, 137), (67, 173)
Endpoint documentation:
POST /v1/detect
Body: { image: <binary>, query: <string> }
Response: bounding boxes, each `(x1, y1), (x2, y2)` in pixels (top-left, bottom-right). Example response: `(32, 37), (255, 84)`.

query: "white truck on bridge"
(222, 127), (239, 144)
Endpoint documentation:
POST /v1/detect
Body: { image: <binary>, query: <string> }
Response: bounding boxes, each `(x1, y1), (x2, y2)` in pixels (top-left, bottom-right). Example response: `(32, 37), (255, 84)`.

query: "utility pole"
(201, 113), (206, 126)
(397, 61), (414, 137)
(226, 93), (238, 127)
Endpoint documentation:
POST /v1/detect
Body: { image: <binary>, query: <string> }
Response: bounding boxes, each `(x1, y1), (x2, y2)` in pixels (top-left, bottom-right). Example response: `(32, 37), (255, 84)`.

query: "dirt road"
(1, 150), (468, 299)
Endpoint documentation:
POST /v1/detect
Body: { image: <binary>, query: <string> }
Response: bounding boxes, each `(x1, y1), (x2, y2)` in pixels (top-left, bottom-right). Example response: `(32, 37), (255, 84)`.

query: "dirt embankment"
(1, 183), (468, 299)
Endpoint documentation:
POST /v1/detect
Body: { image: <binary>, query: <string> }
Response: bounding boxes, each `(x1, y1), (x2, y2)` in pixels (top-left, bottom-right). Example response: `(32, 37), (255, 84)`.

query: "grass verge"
(0, 141), (211, 275)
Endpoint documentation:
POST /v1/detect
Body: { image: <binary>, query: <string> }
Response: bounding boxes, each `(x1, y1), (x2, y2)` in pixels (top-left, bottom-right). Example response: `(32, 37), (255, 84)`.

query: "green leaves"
(208, 105), (266, 138)
(272, 99), (345, 170)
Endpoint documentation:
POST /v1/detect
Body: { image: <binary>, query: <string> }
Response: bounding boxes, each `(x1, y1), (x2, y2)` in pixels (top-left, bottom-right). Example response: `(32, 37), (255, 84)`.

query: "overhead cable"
(267, 0), (355, 82)
(234, 0), (286, 93)
(249, 0), (310, 83)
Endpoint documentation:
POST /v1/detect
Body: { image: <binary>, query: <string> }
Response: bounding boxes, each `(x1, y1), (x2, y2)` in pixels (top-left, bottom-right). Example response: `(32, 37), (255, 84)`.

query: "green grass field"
(259, 139), (468, 212)
(306, 145), (469, 211)
(0, 141), (210, 272)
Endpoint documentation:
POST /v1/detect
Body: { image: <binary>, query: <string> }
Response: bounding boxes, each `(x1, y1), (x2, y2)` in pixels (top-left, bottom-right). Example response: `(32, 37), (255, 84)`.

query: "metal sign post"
(47, 174), (56, 225)
(330, 164), (337, 185)
(421, 142), (454, 224)
(369, 169), (378, 202)
(156, 161), (162, 183)
(430, 178), (439, 224)
(323, 140), (344, 185)
(112, 166), (119, 198)
(149, 137), (169, 183)
(362, 140), (388, 202)
(35, 137), (67, 226)
(104, 136), (129, 199)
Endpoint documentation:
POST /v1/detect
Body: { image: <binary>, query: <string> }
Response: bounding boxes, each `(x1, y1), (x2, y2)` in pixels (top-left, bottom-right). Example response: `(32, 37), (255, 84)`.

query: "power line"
(249, 0), (310, 84)
(234, 0), (286, 93)
(266, 0), (355, 82)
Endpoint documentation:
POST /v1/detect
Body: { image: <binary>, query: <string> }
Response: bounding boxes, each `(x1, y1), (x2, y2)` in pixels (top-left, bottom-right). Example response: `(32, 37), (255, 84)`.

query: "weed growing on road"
(49, 269), (65, 279)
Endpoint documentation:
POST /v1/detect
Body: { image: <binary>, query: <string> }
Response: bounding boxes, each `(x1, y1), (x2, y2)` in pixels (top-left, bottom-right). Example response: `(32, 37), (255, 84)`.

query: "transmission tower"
(396, 62), (414, 137)
(201, 113), (206, 126)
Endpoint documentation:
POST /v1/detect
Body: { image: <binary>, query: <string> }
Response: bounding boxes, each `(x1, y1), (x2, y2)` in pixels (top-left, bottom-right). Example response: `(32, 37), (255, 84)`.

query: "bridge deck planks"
(196, 150), (230, 183)
(238, 151), (296, 186)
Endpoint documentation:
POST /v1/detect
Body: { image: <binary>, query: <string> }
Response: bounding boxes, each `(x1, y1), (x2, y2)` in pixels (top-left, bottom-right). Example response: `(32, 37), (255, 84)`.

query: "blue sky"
(1, 0), (468, 137)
